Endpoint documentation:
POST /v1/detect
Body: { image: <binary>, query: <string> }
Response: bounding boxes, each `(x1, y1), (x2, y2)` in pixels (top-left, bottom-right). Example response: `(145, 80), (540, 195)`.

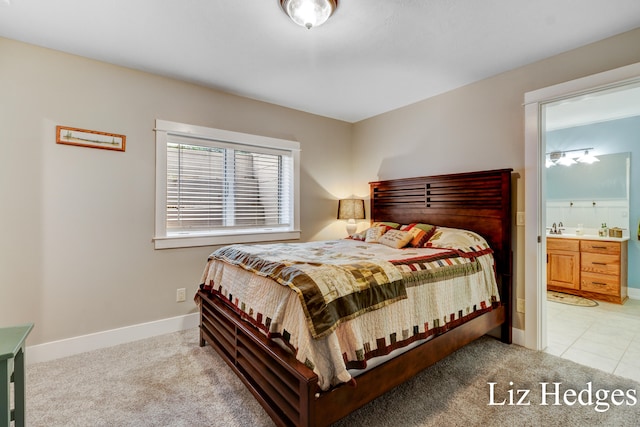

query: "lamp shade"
(337, 199), (365, 220)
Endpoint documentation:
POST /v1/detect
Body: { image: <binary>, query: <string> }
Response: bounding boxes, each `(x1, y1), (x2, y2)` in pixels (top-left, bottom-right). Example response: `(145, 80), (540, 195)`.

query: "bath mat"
(547, 290), (598, 307)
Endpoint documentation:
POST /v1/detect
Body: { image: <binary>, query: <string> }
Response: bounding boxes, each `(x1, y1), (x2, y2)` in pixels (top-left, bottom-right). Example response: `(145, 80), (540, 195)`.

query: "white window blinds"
(154, 120), (300, 249)
(166, 137), (292, 232)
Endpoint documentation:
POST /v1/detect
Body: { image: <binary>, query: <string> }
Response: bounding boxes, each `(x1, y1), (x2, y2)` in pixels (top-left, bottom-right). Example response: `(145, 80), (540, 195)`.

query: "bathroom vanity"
(547, 235), (629, 304)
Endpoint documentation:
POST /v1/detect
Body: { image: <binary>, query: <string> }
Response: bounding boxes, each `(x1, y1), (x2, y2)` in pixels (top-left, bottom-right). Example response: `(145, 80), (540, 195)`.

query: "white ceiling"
(1, 0), (640, 123)
(545, 83), (640, 131)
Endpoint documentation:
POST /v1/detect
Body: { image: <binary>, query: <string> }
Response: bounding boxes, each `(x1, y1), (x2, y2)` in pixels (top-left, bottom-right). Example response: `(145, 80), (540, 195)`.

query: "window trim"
(154, 119), (301, 249)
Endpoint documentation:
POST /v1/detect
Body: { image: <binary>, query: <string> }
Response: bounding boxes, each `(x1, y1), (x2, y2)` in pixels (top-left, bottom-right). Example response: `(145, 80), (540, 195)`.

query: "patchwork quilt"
(199, 239), (499, 390)
(209, 241), (407, 339)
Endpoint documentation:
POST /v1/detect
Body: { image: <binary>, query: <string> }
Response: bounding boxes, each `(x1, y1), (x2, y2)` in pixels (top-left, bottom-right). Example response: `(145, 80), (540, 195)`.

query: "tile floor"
(545, 296), (640, 383)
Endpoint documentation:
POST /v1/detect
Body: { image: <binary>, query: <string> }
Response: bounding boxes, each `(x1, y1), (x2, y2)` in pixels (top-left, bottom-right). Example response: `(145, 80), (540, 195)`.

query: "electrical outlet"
(176, 288), (186, 302)
(516, 212), (525, 226)
(517, 298), (525, 313)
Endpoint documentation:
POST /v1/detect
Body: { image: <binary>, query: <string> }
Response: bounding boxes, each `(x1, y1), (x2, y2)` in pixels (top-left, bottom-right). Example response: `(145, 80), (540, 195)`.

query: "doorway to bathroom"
(542, 83), (640, 381)
(523, 62), (640, 358)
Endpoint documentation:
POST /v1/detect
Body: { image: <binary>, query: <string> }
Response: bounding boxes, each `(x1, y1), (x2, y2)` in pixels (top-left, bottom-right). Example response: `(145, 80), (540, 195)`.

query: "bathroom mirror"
(547, 152), (630, 200)
(546, 152), (630, 232)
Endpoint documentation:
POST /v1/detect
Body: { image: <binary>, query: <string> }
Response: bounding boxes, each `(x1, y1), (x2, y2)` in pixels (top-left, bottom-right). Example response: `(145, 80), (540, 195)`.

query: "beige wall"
(0, 38), (352, 345)
(352, 28), (640, 330)
(2, 27), (639, 346)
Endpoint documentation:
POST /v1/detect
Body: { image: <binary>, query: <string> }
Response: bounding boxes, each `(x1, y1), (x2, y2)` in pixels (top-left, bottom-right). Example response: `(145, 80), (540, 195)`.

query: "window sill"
(153, 229), (301, 249)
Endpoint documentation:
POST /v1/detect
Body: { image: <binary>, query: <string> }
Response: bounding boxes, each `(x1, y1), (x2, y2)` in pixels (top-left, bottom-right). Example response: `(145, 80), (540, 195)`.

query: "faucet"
(548, 222), (565, 235)
(547, 222), (564, 235)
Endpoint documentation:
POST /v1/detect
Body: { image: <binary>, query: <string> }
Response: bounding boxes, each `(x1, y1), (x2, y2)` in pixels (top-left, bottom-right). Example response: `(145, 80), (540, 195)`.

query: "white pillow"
(427, 227), (490, 251)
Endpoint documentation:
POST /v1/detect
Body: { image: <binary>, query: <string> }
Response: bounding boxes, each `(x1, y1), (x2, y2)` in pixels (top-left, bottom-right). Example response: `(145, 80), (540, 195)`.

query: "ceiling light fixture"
(280, 0), (338, 29)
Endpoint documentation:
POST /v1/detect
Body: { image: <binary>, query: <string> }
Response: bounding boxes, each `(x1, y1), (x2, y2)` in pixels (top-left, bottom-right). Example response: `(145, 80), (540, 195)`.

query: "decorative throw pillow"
(401, 223), (436, 247)
(426, 227), (490, 251)
(371, 221), (401, 230)
(364, 225), (388, 243)
(378, 229), (413, 249)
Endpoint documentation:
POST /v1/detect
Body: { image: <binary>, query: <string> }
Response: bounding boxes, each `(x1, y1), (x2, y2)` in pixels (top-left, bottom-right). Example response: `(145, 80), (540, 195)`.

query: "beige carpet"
(26, 328), (640, 426)
(547, 290), (598, 307)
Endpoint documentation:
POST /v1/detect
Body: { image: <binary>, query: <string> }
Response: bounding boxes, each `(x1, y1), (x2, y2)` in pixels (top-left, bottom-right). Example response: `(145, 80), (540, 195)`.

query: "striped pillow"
(371, 221), (401, 230)
(401, 223), (436, 247)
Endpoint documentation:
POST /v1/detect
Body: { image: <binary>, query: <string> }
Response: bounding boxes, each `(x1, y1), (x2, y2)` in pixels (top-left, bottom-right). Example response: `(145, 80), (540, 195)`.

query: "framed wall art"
(56, 126), (126, 152)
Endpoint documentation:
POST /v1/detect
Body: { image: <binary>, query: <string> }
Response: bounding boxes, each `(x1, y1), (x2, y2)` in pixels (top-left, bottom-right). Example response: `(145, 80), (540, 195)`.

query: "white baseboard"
(628, 287), (640, 300)
(26, 312), (199, 365)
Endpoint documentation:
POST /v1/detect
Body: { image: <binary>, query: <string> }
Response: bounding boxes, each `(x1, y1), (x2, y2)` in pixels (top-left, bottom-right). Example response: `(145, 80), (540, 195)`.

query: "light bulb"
(281, 0), (337, 29)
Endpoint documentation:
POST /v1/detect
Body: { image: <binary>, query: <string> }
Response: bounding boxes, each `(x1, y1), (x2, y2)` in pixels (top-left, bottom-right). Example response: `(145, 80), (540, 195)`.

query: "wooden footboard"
(199, 290), (507, 427)
(199, 290), (318, 426)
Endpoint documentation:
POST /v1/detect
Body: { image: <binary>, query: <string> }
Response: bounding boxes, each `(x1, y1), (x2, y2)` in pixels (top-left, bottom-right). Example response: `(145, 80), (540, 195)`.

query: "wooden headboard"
(370, 169), (513, 337)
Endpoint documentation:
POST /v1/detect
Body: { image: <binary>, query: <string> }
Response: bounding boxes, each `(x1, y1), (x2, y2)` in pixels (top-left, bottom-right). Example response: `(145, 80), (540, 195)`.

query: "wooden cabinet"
(579, 239), (628, 304)
(547, 238), (580, 290)
(547, 237), (628, 304)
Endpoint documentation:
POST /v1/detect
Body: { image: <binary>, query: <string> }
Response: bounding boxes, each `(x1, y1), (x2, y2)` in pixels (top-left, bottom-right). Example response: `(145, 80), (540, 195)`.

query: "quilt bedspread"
(199, 239), (500, 390)
(208, 240), (407, 339)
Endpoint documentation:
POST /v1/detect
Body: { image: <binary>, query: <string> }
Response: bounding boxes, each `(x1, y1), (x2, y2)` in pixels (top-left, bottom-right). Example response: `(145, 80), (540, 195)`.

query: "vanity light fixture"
(280, 0), (338, 29)
(577, 150), (600, 164)
(557, 153), (577, 166)
(546, 152), (561, 168)
(546, 147), (598, 168)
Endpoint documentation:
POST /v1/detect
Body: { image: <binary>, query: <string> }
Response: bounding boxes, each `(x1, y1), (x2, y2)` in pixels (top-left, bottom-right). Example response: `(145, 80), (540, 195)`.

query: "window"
(154, 120), (300, 249)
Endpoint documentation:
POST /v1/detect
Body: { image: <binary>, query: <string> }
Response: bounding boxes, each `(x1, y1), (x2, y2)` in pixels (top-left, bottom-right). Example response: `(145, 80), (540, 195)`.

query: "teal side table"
(0, 323), (34, 427)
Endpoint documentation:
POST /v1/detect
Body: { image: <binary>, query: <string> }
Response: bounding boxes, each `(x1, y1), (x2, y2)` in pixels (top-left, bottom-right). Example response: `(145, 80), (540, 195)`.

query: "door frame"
(523, 62), (640, 350)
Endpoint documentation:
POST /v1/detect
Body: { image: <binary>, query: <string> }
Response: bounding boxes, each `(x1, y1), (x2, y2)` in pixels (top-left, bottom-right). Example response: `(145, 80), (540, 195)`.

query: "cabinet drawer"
(581, 253), (620, 276)
(580, 240), (620, 255)
(547, 238), (579, 252)
(581, 272), (620, 296)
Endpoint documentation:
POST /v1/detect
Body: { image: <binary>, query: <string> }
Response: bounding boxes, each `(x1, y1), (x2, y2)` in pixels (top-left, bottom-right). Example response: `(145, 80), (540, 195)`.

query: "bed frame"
(197, 168), (513, 426)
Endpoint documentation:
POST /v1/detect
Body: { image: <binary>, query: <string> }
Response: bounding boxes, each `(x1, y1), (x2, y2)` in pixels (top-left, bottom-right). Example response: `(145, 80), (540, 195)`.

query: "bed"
(196, 168), (513, 426)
